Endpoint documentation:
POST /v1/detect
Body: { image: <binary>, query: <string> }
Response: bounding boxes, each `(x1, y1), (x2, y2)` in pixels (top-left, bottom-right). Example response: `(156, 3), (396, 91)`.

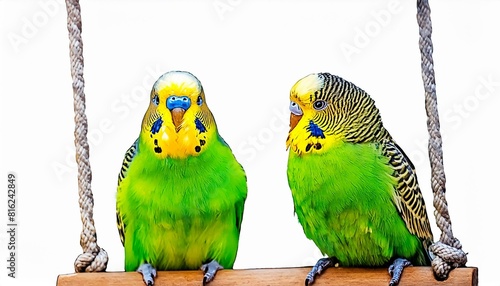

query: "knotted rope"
(416, 0), (467, 280)
(65, 0), (108, 272)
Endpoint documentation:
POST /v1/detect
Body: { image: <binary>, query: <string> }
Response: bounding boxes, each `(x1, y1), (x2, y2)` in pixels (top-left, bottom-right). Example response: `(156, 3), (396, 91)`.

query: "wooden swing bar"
(57, 267), (478, 286)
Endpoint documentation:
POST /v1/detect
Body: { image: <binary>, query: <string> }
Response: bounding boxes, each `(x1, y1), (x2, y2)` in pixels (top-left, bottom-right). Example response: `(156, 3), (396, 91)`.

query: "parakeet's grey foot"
(137, 263), (157, 286)
(201, 260), (223, 285)
(305, 257), (336, 286)
(388, 258), (412, 286)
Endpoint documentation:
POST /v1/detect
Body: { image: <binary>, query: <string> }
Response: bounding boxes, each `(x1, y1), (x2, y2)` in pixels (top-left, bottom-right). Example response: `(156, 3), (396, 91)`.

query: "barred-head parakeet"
(116, 71), (247, 285)
(286, 73), (434, 285)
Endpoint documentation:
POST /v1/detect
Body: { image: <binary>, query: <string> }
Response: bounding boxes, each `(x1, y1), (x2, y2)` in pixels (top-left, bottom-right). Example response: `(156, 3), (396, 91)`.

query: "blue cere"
(151, 117), (163, 134)
(195, 118), (206, 133)
(307, 120), (325, 138)
(167, 95), (191, 111)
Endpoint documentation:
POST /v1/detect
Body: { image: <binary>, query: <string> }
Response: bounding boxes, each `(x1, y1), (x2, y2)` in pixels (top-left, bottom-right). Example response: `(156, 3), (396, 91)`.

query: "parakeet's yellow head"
(286, 73), (389, 155)
(141, 71), (216, 159)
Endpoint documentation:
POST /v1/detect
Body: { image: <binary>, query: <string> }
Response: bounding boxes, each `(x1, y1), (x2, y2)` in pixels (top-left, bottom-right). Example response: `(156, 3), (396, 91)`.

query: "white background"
(1, 0), (499, 285)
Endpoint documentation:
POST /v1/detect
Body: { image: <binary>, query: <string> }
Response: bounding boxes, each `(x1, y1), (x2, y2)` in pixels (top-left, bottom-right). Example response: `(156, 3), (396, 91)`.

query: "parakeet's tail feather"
(423, 238), (435, 265)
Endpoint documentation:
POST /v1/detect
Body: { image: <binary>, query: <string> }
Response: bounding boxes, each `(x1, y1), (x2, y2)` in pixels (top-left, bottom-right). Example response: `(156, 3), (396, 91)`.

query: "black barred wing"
(382, 139), (433, 244)
(116, 139), (138, 246)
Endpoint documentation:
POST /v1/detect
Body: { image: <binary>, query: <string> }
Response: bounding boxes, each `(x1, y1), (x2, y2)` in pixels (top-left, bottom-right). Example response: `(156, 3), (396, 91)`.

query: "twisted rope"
(65, 0), (108, 272)
(416, 0), (467, 280)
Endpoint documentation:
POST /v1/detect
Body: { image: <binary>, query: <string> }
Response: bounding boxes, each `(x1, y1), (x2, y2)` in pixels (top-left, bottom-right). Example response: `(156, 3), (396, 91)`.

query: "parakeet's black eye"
(197, 95), (203, 106)
(313, 100), (327, 111)
(290, 101), (303, 115)
(152, 94), (159, 106)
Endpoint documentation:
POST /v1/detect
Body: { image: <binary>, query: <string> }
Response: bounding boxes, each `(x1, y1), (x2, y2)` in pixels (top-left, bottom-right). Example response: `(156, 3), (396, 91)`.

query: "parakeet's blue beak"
(167, 95), (191, 132)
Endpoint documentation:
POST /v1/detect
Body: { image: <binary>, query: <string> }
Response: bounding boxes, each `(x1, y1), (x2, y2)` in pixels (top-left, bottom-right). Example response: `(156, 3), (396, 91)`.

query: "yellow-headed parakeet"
(286, 73), (434, 285)
(116, 71), (247, 285)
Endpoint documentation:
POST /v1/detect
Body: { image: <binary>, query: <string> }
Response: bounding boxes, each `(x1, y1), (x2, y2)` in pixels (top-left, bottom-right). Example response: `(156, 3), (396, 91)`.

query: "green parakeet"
(286, 73), (434, 285)
(116, 71), (247, 285)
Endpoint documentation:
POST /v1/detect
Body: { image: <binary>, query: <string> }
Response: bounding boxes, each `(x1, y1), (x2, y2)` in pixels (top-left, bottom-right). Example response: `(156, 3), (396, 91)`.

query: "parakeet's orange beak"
(289, 113), (302, 132)
(166, 95), (191, 132)
(171, 108), (185, 132)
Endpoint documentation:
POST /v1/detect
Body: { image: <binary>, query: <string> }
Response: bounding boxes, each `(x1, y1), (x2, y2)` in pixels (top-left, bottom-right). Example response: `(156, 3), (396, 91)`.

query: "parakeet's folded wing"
(235, 195), (245, 234)
(214, 134), (246, 234)
(116, 139), (139, 246)
(383, 139), (433, 243)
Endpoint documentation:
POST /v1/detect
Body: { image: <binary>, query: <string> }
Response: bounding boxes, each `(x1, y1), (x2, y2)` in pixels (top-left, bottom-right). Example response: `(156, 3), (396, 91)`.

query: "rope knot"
(430, 241), (468, 280)
(74, 248), (109, 273)
(417, 0), (468, 281)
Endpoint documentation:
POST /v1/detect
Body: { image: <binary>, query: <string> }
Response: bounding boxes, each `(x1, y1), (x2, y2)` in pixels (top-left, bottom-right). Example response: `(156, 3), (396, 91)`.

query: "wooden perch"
(57, 266), (477, 286)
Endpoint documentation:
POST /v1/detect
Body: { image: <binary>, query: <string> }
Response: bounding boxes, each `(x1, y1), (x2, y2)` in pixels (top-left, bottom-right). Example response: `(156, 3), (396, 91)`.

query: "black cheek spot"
(315, 143), (322, 150)
(199, 139), (206, 146)
(195, 146), (201, 152)
(305, 143), (313, 152)
(153, 138), (162, 153)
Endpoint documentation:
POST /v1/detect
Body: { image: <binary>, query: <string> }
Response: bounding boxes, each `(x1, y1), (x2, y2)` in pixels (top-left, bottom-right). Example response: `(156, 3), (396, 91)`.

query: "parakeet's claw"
(305, 257), (335, 285)
(201, 260), (223, 285)
(137, 263), (157, 286)
(388, 258), (412, 286)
